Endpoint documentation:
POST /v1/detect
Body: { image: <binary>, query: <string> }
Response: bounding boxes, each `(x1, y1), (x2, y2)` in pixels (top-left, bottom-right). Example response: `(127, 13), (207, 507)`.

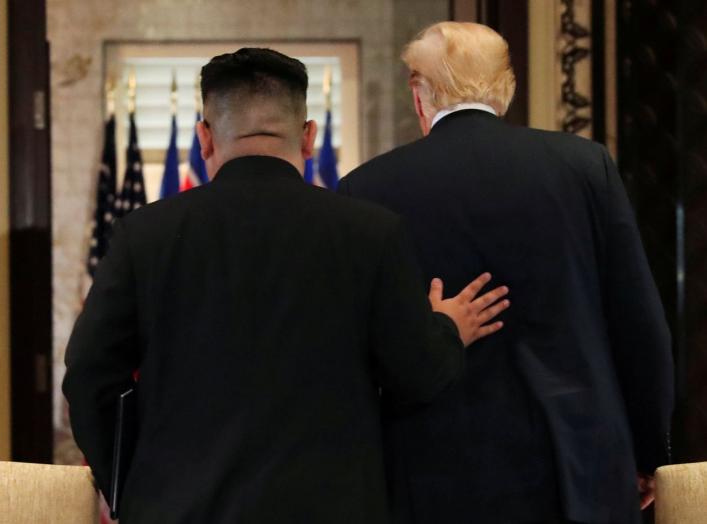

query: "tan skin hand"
(428, 273), (510, 347)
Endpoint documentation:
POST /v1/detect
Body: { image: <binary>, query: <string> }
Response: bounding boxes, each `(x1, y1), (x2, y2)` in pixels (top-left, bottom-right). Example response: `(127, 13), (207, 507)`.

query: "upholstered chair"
(655, 461), (707, 524)
(0, 461), (99, 524)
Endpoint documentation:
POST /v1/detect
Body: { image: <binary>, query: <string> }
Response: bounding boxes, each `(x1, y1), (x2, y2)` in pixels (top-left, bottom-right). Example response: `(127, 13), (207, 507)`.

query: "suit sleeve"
(62, 219), (141, 496)
(336, 174), (352, 196)
(602, 146), (675, 473)
(370, 217), (464, 404)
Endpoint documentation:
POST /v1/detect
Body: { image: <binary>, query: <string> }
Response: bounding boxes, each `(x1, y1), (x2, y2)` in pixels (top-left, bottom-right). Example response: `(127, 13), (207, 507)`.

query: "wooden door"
(9, 0), (53, 463)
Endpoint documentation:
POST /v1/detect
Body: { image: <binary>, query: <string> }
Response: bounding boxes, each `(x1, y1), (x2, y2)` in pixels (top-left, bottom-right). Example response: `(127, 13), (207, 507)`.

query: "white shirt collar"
(431, 102), (497, 129)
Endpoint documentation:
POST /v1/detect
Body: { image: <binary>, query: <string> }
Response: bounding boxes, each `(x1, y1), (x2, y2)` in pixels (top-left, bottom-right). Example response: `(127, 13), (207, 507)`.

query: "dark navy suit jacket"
(338, 110), (674, 524)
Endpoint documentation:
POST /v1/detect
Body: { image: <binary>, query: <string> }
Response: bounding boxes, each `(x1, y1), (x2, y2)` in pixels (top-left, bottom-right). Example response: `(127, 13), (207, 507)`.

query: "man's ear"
(196, 120), (214, 161)
(412, 85), (432, 136)
(301, 120), (318, 159)
(412, 85), (426, 121)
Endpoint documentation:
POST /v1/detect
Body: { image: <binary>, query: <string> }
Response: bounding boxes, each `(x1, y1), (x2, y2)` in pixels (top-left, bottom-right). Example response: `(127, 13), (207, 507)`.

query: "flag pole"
(322, 65), (332, 112)
(318, 65), (339, 190)
(170, 69), (178, 116)
(161, 70), (181, 198)
(105, 77), (115, 117)
(194, 74), (202, 116)
(127, 67), (137, 115)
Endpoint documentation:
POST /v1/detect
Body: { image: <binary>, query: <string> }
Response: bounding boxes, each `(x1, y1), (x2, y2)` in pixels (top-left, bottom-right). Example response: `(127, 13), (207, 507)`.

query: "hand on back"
(428, 273), (509, 347)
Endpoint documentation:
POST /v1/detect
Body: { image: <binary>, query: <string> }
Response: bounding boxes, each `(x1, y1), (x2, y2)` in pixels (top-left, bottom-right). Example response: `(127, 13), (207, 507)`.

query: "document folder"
(109, 387), (137, 520)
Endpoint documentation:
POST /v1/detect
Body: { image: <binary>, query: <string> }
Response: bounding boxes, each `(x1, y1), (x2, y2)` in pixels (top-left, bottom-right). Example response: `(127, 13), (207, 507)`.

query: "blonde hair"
(402, 22), (516, 116)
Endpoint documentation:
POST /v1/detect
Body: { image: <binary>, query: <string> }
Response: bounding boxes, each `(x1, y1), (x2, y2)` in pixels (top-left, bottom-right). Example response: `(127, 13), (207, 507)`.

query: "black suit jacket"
(339, 110), (674, 524)
(63, 156), (465, 524)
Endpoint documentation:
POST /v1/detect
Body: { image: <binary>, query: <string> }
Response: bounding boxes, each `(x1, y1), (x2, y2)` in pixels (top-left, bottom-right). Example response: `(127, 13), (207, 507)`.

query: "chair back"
(0, 461), (99, 524)
(655, 461), (707, 523)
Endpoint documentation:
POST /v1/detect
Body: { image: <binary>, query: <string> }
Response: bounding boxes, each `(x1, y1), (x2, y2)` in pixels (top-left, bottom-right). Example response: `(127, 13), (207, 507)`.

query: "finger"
(476, 299), (510, 324)
(640, 492), (655, 510)
(472, 321), (504, 342)
(458, 272), (492, 302)
(470, 286), (509, 312)
(428, 278), (443, 305)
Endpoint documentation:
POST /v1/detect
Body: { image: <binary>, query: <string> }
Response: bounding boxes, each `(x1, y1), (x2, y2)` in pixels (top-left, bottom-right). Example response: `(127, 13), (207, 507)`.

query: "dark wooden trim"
(591, 0), (607, 144)
(480, 0), (528, 126)
(478, 0), (499, 29)
(450, 0), (479, 22)
(8, 0), (53, 463)
(673, 0), (689, 430)
(448, 1), (529, 125)
(617, 0), (707, 464)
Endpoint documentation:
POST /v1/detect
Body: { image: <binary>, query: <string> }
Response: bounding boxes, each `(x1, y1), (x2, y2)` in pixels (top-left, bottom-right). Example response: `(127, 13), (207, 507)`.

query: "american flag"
(84, 112), (146, 524)
(87, 115), (117, 277)
(115, 112), (147, 218)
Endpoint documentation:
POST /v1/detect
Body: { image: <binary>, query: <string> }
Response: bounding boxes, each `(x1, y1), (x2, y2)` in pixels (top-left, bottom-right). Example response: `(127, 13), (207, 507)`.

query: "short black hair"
(201, 48), (308, 108)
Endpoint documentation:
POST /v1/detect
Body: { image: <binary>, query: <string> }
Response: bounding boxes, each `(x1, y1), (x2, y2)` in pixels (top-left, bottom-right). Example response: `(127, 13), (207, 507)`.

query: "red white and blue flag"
(317, 108), (339, 190)
(159, 114), (180, 199)
(181, 112), (209, 191)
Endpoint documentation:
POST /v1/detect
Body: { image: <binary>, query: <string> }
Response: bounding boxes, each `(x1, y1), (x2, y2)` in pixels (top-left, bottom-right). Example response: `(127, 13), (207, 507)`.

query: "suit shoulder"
(309, 184), (400, 230)
(519, 126), (606, 160)
(340, 139), (425, 193)
(513, 126), (609, 178)
(354, 139), (424, 173)
(118, 183), (211, 234)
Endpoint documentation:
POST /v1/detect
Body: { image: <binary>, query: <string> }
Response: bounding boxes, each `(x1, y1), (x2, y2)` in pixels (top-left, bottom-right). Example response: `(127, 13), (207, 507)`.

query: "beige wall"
(0, 0), (11, 461)
(391, 0), (449, 145)
(528, 0), (561, 132)
(48, 0), (448, 464)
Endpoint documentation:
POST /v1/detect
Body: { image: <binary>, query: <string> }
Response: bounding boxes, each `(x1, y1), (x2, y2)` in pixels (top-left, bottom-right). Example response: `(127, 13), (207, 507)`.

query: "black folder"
(109, 387), (137, 520)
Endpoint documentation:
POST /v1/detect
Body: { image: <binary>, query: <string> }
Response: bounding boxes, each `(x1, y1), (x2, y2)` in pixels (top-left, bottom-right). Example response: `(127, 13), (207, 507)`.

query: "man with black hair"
(63, 48), (509, 524)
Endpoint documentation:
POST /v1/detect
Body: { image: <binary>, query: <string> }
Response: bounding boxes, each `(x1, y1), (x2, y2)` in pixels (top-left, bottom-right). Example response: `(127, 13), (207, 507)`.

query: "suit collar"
(429, 108), (501, 135)
(212, 155), (304, 184)
(431, 103), (497, 128)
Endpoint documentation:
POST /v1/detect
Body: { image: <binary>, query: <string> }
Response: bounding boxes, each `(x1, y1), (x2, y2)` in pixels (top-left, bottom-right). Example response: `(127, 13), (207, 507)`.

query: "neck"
(215, 136), (303, 176)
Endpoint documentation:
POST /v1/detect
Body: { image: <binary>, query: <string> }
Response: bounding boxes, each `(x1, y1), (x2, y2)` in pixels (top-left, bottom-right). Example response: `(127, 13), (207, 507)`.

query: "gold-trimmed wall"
(0, 0), (11, 461)
(529, 0), (561, 132)
(528, 0), (593, 139)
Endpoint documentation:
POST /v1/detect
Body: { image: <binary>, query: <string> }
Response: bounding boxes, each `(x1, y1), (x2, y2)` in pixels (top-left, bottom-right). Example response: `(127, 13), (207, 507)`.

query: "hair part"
(402, 22), (516, 116)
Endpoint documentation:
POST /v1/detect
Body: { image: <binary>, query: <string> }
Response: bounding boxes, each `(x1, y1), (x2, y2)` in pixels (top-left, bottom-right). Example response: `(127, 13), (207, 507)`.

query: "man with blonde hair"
(339, 22), (673, 524)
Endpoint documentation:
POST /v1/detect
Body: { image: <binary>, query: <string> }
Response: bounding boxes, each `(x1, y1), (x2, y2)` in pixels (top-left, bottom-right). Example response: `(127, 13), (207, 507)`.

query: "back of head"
(402, 22), (516, 116)
(200, 48), (309, 156)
